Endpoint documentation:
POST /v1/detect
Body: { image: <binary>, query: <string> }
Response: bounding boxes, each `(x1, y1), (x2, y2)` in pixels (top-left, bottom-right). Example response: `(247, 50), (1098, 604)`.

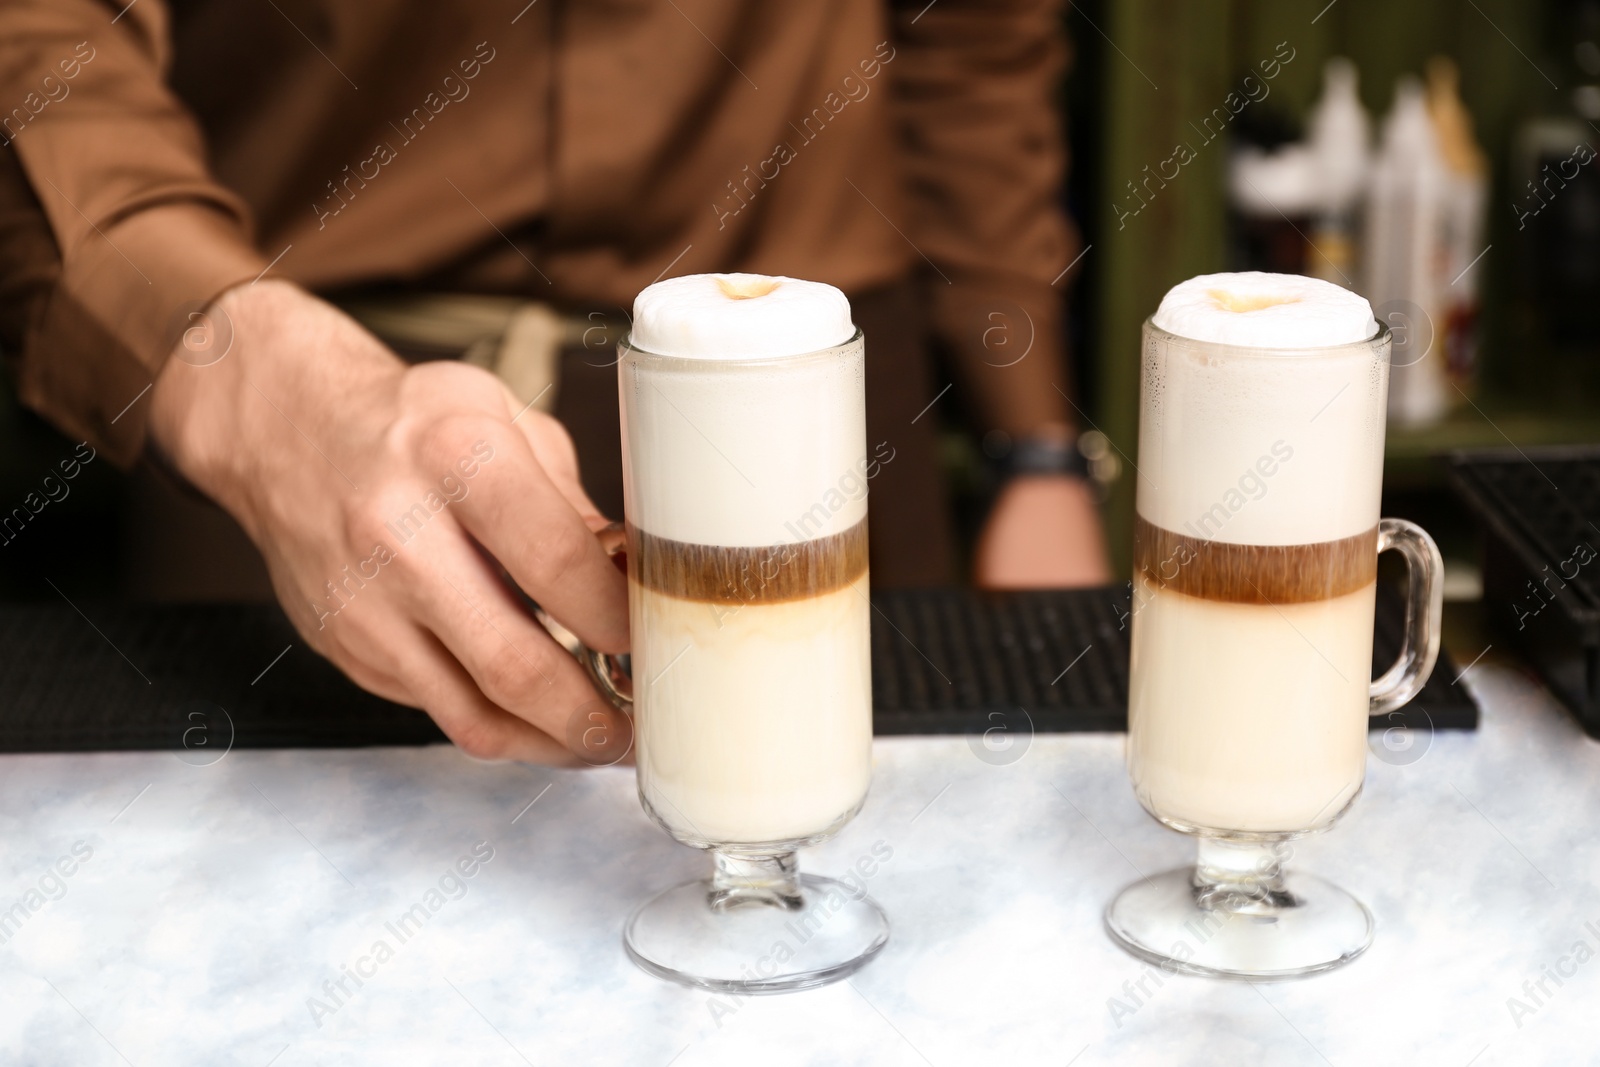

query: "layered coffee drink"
(1127, 273), (1386, 834)
(621, 274), (872, 846)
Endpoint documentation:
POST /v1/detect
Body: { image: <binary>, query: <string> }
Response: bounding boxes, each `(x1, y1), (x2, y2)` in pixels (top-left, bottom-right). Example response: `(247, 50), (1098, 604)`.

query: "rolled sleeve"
(0, 0), (266, 464)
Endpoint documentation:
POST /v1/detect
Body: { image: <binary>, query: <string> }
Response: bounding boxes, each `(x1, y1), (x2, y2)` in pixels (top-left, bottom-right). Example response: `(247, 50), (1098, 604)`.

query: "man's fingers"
(428, 420), (630, 653)
(403, 532), (632, 764)
(386, 621), (580, 766)
(335, 653), (415, 708)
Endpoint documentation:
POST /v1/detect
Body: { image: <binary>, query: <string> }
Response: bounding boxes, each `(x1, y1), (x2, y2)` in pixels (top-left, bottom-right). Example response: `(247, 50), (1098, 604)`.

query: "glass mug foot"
(1103, 838), (1373, 980)
(623, 851), (889, 994)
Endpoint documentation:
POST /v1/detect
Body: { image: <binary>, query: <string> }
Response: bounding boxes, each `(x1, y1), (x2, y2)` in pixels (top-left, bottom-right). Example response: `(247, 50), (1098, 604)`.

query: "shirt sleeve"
(0, 0), (267, 465)
(889, 0), (1080, 438)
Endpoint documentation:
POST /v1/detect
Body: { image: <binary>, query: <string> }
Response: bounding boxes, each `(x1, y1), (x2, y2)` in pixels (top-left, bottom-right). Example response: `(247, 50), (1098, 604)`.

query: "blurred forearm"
(890, 0), (1080, 438)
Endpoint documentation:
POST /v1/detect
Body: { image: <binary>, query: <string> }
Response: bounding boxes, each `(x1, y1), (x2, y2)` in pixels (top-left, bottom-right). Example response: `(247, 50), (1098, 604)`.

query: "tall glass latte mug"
(582, 328), (888, 993)
(1106, 319), (1443, 978)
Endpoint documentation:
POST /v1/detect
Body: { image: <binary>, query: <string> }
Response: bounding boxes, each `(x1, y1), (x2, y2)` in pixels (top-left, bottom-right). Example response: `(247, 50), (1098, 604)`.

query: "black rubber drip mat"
(0, 603), (444, 753)
(869, 584), (1475, 734)
(0, 587), (1473, 753)
(1447, 446), (1600, 736)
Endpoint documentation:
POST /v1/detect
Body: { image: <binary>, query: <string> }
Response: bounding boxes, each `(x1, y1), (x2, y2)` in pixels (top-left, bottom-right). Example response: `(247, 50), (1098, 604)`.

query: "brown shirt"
(0, 0), (1078, 465)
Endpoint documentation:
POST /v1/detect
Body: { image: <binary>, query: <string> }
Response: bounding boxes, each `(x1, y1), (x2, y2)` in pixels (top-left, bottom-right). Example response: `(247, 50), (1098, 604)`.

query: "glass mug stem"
(709, 850), (804, 911)
(1192, 837), (1294, 913)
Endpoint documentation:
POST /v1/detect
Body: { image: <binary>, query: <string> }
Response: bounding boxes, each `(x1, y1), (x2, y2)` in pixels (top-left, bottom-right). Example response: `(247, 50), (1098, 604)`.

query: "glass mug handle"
(1369, 517), (1445, 715)
(580, 644), (633, 712)
(577, 522), (634, 712)
(523, 520), (633, 715)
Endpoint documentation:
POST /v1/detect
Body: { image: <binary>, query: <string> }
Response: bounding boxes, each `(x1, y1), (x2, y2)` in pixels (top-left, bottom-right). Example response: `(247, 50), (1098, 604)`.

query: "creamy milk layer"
(1137, 284), (1388, 547)
(622, 275), (865, 548)
(1152, 272), (1377, 349)
(632, 576), (873, 845)
(1127, 576), (1375, 833)
(631, 274), (855, 361)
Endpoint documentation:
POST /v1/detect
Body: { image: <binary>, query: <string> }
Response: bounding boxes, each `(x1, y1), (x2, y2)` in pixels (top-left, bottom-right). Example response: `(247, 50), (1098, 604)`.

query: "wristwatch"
(984, 427), (1121, 497)
(992, 432), (1091, 481)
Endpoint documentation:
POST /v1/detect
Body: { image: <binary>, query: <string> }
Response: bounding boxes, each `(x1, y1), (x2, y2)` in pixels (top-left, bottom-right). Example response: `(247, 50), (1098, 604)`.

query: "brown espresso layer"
(628, 517), (868, 605)
(1135, 515), (1377, 605)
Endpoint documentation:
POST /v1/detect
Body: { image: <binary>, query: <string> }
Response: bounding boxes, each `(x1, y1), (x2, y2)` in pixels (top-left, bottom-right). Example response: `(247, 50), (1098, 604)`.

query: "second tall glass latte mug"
(1106, 318), (1443, 979)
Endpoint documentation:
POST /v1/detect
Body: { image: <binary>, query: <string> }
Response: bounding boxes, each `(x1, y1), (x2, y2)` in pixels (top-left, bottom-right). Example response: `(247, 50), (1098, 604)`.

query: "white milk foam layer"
(1128, 575), (1374, 833)
(633, 576), (873, 844)
(1137, 291), (1388, 547)
(1152, 272), (1377, 349)
(631, 273), (856, 361)
(623, 275), (866, 548)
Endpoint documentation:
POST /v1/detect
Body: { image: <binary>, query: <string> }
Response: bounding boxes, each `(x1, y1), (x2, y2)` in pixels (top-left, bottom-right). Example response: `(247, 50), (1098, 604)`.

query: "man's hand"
(149, 280), (630, 765)
(973, 475), (1110, 588)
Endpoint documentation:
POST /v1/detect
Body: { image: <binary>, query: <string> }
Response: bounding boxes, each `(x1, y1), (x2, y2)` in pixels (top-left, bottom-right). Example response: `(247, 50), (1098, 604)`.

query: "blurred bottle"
(1228, 59), (1371, 283)
(1364, 77), (1451, 427)
(1227, 109), (1314, 275)
(1305, 59), (1372, 286)
(1426, 58), (1489, 401)
(1512, 0), (1600, 356)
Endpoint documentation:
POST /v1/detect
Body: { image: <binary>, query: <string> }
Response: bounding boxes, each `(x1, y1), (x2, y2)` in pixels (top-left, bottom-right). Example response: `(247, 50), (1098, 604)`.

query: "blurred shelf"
(1383, 404), (1600, 485)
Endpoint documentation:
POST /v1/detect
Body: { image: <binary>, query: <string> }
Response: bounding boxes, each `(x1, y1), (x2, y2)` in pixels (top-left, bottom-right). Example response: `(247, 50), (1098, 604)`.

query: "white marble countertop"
(1, 662), (1596, 1066)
